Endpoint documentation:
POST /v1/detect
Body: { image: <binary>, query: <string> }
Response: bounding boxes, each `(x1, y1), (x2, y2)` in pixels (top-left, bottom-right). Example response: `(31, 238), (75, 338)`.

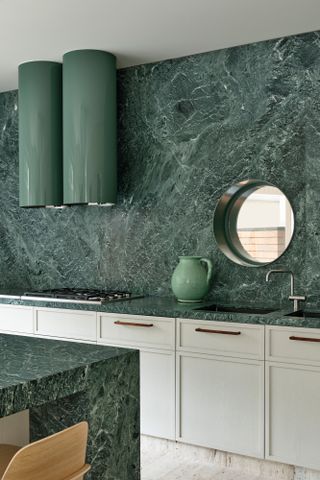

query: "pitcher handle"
(200, 258), (213, 284)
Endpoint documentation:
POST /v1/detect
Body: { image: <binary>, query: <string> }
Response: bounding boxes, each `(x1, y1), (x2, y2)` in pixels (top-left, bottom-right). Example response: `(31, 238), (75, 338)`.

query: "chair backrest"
(2, 422), (90, 480)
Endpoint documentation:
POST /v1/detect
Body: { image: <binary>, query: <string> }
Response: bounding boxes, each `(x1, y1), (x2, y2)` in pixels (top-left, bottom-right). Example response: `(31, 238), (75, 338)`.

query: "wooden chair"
(0, 421), (90, 480)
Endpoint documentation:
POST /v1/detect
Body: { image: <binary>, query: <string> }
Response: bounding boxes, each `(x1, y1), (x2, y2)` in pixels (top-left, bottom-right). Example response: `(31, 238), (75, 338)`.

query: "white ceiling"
(1, 0), (320, 92)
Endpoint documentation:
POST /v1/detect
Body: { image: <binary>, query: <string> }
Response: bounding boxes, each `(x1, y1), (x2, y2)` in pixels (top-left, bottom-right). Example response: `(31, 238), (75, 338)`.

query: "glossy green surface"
(171, 256), (213, 302)
(63, 50), (117, 205)
(19, 61), (62, 207)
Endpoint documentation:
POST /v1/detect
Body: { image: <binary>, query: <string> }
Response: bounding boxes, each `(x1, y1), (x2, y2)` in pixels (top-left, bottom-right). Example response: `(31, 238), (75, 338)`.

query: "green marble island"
(0, 333), (140, 479)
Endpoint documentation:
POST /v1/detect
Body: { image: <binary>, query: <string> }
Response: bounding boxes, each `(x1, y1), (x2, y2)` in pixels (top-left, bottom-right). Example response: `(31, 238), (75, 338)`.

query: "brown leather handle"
(289, 336), (320, 343)
(114, 320), (154, 328)
(195, 328), (241, 335)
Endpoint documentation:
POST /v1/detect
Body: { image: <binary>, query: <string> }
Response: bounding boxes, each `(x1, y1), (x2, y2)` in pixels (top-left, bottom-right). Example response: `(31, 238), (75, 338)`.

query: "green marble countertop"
(0, 291), (320, 328)
(0, 332), (136, 417)
(0, 333), (140, 478)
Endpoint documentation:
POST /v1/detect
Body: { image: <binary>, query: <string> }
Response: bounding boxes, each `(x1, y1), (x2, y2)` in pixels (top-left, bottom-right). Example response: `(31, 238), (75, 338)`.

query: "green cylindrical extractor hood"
(19, 61), (63, 207)
(63, 50), (117, 205)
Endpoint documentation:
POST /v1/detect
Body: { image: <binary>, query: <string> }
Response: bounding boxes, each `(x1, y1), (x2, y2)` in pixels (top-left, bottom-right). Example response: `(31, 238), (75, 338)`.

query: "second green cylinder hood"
(63, 50), (117, 205)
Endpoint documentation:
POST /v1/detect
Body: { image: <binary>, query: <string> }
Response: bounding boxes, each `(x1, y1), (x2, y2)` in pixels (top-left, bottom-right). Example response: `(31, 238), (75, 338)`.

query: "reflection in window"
(237, 186), (294, 263)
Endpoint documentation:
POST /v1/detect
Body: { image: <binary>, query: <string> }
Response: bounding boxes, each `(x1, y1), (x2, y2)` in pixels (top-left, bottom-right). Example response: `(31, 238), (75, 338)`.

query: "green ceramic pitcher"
(171, 256), (213, 303)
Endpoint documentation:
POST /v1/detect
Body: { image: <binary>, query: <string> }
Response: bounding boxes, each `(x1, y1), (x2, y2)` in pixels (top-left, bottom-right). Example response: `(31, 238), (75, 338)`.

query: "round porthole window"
(213, 179), (295, 267)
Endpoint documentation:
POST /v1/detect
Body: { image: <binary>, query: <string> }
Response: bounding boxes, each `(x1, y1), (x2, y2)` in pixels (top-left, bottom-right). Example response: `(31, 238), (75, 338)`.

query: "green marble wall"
(0, 31), (319, 308)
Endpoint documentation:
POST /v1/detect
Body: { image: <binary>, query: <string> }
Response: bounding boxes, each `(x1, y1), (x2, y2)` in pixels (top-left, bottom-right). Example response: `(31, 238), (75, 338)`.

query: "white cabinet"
(266, 361), (320, 470)
(266, 325), (320, 366)
(35, 307), (97, 342)
(176, 319), (264, 458)
(4, 301), (320, 468)
(177, 318), (264, 359)
(0, 305), (34, 335)
(0, 411), (29, 446)
(266, 325), (320, 470)
(140, 350), (175, 439)
(98, 314), (174, 350)
(177, 352), (264, 457)
(98, 313), (176, 440)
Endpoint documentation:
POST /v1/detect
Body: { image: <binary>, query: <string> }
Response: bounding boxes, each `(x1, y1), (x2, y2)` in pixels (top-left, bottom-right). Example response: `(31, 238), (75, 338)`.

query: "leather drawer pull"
(289, 335), (320, 343)
(195, 328), (241, 335)
(114, 320), (154, 328)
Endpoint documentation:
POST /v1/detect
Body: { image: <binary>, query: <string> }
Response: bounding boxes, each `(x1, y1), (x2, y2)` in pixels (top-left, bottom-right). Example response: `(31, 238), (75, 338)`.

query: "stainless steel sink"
(195, 304), (276, 315)
(285, 310), (320, 318)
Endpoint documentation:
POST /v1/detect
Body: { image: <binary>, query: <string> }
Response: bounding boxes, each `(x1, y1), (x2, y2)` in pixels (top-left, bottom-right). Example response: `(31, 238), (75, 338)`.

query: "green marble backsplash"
(0, 31), (319, 308)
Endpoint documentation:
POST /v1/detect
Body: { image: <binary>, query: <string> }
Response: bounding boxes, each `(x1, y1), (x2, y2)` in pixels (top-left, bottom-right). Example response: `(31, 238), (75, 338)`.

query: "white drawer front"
(35, 308), (97, 341)
(0, 305), (34, 334)
(266, 326), (320, 365)
(177, 319), (264, 359)
(98, 314), (175, 350)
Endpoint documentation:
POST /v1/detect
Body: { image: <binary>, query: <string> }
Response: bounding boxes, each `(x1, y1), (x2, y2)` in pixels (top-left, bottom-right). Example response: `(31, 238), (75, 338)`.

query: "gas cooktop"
(21, 288), (140, 305)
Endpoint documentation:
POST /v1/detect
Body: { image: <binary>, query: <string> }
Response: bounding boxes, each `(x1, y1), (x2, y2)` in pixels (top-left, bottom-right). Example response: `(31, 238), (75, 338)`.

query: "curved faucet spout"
(265, 269), (305, 312)
(266, 269), (294, 295)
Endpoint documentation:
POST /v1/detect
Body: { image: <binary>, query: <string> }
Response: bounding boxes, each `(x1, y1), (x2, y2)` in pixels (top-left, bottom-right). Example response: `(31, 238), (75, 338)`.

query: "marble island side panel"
(0, 334), (140, 479)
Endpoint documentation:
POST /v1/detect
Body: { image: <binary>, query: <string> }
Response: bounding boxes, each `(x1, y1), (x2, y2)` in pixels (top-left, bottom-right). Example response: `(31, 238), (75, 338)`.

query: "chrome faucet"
(266, 269), (306, 312)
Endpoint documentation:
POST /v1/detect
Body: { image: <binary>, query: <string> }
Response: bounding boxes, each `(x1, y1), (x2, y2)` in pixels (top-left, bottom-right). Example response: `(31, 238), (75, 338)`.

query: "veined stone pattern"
(0, 31), (320, 308)
(0, 333), (140, 479)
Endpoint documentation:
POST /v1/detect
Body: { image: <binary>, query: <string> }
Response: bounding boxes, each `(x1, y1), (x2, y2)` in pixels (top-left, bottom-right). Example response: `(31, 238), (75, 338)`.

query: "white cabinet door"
(140, 350), (175, 440)
(177, 352), (264, 458)
(266, 361), (320, 470)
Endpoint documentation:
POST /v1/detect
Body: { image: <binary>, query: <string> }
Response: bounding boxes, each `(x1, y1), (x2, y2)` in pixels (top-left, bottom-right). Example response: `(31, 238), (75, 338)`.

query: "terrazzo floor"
(141, 437), (266, 480)
(141, 436), (320, 480)
(142, 458), (263, 480)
